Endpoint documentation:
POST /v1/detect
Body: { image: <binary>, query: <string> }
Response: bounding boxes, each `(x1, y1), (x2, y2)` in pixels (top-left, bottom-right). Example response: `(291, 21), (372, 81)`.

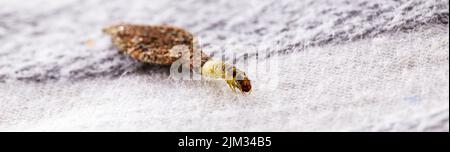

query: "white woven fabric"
(0, 0), (448, 131)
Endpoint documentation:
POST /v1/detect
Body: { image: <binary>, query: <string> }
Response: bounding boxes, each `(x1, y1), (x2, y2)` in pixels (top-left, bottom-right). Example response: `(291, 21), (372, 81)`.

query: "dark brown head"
(237, 78), (252, 93)
(225, 67), (252, 94)
(233, 70), (252, 94)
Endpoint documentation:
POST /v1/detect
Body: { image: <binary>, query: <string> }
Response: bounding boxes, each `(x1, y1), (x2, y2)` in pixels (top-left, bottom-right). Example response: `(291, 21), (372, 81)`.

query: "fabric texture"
(0, 0), (448, 131)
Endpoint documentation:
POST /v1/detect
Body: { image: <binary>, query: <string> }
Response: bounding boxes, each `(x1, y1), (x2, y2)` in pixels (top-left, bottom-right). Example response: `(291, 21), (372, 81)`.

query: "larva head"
(237, 75), (252, 93)
(227, 68), (252, 94)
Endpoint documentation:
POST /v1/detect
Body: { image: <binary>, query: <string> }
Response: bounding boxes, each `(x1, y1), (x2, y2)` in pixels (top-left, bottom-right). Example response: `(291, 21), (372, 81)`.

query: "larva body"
(104, 24), (251, 94)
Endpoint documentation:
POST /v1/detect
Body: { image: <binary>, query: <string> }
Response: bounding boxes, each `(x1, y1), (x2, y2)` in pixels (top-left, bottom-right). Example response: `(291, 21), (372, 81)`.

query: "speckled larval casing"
(103, 24), (210, 66)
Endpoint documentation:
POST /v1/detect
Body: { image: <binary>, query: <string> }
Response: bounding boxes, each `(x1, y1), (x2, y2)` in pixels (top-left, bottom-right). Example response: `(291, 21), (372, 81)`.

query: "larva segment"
(201, 59), (252, 94)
